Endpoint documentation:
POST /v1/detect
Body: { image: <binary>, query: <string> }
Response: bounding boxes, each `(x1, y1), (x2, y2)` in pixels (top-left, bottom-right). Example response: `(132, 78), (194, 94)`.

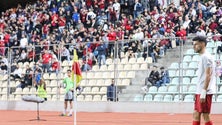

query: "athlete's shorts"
(194, 94), (213, 113)
(64, 91), (73, 101)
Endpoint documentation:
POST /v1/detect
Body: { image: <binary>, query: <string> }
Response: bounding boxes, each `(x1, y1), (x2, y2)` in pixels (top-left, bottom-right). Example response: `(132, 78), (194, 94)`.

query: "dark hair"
(192, 35), (207, 46)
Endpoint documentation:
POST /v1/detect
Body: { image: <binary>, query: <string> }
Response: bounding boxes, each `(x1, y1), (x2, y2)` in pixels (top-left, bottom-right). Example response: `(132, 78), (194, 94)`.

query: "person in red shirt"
(27, 48), (36, 62)
(107, 28), (117, 41)
(51, 12), (59, 30)
(4, 31), (10, 47)
(42, 24), (50, 39)
(51, 58), (60, 73)
(209, 19), (218, 32)
(41, 49), (52, 72)
(175, 26), (186, 45)
(58, 15), (66, 33)
(0, 37), (5, 56)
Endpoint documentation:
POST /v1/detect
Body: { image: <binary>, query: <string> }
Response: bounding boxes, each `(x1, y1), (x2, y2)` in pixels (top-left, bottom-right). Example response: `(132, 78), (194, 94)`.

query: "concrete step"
(131, 78), (145, 85)
(118, 93), (145, 101)
(118, 93), (134, 101)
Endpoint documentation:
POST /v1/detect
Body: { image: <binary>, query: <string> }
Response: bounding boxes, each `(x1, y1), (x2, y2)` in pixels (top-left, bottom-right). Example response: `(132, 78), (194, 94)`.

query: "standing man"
(107, 79), (118, 101)
(192, 36), (216, 125)
(61, 69), (74, 116)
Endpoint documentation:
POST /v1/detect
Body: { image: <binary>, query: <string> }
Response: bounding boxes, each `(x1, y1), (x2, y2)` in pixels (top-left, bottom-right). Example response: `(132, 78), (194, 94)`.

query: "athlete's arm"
(200, 67), (212, 103)
(204, 67), (212, 91)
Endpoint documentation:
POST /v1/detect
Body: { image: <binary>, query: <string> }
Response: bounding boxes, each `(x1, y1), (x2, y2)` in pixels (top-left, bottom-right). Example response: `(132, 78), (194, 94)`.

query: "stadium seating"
(144, 94), (153, 102)
(163, 95), (173, 102)
(184, 95), (194, 102)
(133, 94), (144, 101)
(153, 94), (163, 102)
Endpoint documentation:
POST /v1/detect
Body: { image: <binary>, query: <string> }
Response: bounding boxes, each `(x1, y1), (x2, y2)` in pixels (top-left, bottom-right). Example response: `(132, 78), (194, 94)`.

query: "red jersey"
(58, 17), (66, 27)
(42, 53), (52, 64)
(107, 31), (117, 41)
(51, 61), (60, 71)
(28, 51), (35, 59)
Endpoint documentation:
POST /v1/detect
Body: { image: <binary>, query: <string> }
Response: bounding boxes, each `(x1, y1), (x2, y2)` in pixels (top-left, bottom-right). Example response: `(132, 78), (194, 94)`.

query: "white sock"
(63, 109), (67, 115)
(69, 108), (73, 115)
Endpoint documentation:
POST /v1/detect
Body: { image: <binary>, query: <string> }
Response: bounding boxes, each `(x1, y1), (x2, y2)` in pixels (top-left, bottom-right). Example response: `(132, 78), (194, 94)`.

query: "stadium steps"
(118, 41), (193, 101)
(156, 42), (193, 68)
(118, 71), (148, 101)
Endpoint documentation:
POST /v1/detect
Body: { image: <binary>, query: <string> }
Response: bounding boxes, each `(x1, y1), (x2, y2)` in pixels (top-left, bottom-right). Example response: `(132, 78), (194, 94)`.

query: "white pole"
(73, 50), (77, 125)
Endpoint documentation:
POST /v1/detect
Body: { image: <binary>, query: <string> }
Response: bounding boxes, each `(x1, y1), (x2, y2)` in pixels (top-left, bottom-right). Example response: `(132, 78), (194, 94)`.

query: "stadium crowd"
(0, 0), (222, 80)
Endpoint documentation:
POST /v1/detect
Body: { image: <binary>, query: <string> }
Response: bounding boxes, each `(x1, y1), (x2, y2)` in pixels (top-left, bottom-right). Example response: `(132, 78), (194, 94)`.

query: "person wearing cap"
(192, 35), (216, 125)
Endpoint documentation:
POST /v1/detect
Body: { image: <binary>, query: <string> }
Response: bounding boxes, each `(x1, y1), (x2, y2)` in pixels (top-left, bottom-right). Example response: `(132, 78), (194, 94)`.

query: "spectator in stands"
(0, 61), (7, 74)
(18, 50), (27, 63)
(142, 65), (160, 92)
(0, 55), (8, 66)
(26, 48), (36, 62)
(107, 79), (118, 101)
(40, 49), (52, 72)
(19, 34), (28, 51)
(61, 46), (70, 62)
(11, 64), (22, 80)
(17, 69), (33, 89)
(155, 66), (170, 87)
(95, 42), (106, 67)
(81, 55), (92, 72)
(0, 36), (5, 56)
(217, 42), (222, 54)
(215, 60), (222, 81)
(34, 64), (42, 88)
(147, 65), (160, 86)
(50, 58), (60, 73)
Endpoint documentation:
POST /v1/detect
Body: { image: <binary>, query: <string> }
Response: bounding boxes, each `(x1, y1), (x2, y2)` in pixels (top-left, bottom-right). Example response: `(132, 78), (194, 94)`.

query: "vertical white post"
(73, 50), (77, 125)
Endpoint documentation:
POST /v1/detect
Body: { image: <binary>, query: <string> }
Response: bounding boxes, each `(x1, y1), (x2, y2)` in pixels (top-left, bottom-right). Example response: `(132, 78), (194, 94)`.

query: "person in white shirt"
(86, 9), (96, 21)
(11, 65), (23, 79)
(20, 34), (28, 49)
(192, 36), (216, 125)
(113, 0), (121, 21)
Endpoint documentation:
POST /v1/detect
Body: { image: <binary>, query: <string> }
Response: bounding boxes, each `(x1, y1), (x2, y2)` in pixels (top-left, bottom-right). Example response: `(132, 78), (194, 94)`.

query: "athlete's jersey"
(196, 51), (216, 94)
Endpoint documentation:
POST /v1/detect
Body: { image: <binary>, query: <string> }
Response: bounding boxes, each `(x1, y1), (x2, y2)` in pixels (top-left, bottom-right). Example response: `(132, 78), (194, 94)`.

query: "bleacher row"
(134, 94), (222, 102)
(132, 40), (222, 102)
(1, 40), (222, 102)
(2, 55), (153, 101)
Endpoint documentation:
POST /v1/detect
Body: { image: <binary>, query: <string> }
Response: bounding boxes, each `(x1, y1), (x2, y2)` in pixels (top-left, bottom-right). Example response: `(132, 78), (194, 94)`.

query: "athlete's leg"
(193, 110), (201, 125)
(202, 113), (213, 125)
(62, 100), (68, 115)
(68, 100), (73, 116)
